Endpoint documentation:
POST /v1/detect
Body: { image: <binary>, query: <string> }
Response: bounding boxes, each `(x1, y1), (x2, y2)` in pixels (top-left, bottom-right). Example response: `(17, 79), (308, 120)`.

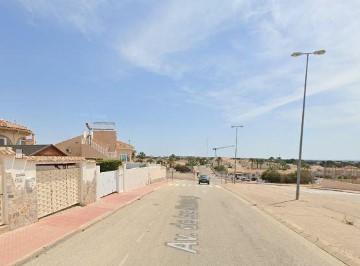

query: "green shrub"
(96, 159), (122, 172)
(261, 169), (313, 184)
(214, 165), (226, 172)
(261, 169), (281, 183)
(174, 164), (192, 173)
(282, 170), (313, 184)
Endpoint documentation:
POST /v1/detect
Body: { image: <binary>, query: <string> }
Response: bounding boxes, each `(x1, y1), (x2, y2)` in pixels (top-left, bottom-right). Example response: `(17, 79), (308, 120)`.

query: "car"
(199, 174), (210, 185)
(241, 176), (250, 181)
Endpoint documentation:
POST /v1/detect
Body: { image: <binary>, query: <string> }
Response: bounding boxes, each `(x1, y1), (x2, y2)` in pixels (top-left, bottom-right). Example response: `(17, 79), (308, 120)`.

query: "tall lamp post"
(231, 125), (243, 184)
(291, 49), (326, 200)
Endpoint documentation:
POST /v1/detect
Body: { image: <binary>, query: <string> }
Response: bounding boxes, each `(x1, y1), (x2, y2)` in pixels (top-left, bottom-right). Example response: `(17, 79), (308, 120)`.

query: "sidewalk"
(0, 180), (169, 266)
(223, 183), (360, 266)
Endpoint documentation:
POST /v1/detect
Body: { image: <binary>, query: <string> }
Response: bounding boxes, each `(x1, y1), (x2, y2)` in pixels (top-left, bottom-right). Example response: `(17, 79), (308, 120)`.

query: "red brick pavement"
(0, 180), (169, 266)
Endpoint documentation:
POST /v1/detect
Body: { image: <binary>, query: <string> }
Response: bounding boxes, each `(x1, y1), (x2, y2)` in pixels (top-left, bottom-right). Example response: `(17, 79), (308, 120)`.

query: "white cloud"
(118, 0), (249, 76)
(13, 0), (360, 128)
(175, 0), (360, 126)
(16, 0), (110, 34)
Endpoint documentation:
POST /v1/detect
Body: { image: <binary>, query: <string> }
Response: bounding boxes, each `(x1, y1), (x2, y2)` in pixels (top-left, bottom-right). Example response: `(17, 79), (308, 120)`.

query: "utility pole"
(231, 125), (243, 184)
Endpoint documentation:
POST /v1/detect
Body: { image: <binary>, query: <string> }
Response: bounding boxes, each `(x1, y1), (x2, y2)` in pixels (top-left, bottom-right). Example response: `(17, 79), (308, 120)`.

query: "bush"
(174, 164), (192, 173)
(213, 165), (226, 172)
(261, 169), (313, 184)
(261, 170), (281, 183)
(281, 170), (313, 184)
(96, 159), (122, 172)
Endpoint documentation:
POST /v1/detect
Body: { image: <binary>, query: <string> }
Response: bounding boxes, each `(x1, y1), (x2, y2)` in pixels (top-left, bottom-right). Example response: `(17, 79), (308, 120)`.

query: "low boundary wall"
(320, 179), (360, 192)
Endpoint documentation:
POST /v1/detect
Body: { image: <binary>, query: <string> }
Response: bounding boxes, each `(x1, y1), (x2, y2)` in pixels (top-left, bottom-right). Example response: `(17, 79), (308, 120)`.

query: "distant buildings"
(56, 122), (135, 162)
(0, 119), (135, 161)
(0, 119), (35, 145)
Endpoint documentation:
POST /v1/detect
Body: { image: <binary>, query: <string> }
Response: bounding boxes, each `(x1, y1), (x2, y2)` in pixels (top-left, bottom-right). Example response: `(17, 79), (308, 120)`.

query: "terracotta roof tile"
(0, 147), (16, 155)
(26, 156), (86, 163)
(0, 119), (33, 133)
(116, 140), (135, 150)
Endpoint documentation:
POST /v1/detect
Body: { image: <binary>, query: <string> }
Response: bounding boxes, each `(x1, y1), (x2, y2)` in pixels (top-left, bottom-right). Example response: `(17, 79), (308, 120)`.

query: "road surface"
(25, 177), (344, 266)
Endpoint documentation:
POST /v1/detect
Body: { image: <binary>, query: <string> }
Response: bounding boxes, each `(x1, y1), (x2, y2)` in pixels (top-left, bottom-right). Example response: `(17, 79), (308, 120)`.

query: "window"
(17, 138), (26, 145)
(120, 153), (128, 162)
(0, 136), (12, 145)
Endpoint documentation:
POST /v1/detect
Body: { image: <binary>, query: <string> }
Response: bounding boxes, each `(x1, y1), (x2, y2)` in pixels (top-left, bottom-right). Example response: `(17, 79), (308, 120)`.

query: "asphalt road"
(25, 177), (344, 266)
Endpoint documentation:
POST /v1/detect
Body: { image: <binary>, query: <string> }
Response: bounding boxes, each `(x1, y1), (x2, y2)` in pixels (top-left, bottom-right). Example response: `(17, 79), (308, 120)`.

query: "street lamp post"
(291, 49), (326, 200)
(231, 125), (243, 184)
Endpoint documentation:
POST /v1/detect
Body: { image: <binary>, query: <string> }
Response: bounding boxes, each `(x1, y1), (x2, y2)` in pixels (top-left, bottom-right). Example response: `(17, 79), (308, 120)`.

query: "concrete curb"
(13, 182), (169, 266)
(222, 185), (357, 266)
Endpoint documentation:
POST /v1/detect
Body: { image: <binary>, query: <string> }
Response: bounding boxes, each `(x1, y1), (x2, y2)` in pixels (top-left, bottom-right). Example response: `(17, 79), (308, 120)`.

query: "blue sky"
(1, 0), (359, 160)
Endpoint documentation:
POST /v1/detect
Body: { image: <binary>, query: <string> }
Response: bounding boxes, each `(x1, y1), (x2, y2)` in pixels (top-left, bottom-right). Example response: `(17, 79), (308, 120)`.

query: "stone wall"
(80, 162), (98, 205)
(5, 171), (37, 230)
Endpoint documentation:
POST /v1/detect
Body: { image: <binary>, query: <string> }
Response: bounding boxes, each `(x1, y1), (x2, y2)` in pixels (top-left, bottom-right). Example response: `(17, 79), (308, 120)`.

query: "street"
(25, 177), (343, 266)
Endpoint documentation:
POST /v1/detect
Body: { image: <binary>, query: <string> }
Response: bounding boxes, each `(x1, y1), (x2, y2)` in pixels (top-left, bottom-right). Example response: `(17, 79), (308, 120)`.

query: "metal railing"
(81, 138), (118, 158)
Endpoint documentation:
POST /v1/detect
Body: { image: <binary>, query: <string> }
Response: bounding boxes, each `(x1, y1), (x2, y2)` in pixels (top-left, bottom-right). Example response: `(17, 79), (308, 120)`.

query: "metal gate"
(37, 168), (80, 218)
(99, 170), (118, 197)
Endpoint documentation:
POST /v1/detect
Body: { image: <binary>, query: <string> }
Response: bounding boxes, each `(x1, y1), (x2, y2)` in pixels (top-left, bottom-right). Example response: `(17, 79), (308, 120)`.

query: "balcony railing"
(82, 138), (118, 158)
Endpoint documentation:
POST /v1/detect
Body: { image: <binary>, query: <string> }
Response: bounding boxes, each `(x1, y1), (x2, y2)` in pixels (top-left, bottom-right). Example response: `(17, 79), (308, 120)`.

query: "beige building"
(0, 119), (35, 145)
(56, 123), (135, 161)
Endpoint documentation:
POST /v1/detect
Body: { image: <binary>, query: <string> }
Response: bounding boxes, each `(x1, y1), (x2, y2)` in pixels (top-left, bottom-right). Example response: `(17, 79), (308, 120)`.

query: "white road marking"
(215, 185), (221, 188)
(148, 220), (154, 227)
(175, 184), (180, 187)
(166, 242), (198, 254)
(182, 184), (186, 187)
(136, 232), (146, 243)
(119, 254), (129, 266)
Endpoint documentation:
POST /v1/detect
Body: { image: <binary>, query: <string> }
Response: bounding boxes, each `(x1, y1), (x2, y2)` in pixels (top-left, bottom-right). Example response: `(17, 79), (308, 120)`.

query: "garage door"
(37, 168), (80, 218)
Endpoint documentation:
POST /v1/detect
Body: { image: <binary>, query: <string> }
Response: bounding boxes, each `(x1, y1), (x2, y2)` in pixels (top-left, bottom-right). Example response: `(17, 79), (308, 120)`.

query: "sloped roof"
(2, 145), (67, 156)
(0, 119), (33, 133)
(26, 156), (86, 163)
(116, 140), (135, 150)
(0, 147), (16, 155)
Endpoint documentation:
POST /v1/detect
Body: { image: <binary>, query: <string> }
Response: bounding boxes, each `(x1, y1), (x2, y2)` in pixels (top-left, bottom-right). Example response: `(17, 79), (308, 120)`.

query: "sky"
(1, 0), (359, 160)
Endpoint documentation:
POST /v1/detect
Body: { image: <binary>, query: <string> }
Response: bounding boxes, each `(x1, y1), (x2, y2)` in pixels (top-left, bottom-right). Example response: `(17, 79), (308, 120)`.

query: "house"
(116, 140), (135, 162)
(2, 145), (67, 157)
(56, 122), (135, 161)
(0, 119), (35, 145)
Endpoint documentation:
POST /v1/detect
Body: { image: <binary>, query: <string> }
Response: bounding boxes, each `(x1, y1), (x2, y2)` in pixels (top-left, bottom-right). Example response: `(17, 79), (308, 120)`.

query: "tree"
(137, 152), (146, 162)
(131, 150), (136, 161)
(249, 158), (255, 169)
(267, 157), (275, 170)
(199, 157), (208, 165)
(168, 154), (176, 168)
(279, 161), (290, 170)
(259, 159), (265, 169)
(216, 157), (222, 167)
(186, 157), (197, 167)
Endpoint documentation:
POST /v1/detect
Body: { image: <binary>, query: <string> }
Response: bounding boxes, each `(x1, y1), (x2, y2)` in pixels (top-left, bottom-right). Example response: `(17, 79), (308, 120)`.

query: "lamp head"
(313, 49), (326, 55)
(291, 52), (303, 57)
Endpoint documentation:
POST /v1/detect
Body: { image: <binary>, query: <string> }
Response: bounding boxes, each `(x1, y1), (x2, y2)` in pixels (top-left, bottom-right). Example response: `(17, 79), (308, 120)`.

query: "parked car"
(199, 174), (210, 185)
(241, 176), (250, 181)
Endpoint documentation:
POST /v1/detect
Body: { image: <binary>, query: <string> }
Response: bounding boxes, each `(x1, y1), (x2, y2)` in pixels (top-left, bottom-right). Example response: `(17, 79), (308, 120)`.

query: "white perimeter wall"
(123, 165), (166, 191)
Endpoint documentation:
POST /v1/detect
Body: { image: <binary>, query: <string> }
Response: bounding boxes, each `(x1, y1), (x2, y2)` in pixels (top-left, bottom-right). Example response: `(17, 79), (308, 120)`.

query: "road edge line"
(221, 185), (356, 266)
